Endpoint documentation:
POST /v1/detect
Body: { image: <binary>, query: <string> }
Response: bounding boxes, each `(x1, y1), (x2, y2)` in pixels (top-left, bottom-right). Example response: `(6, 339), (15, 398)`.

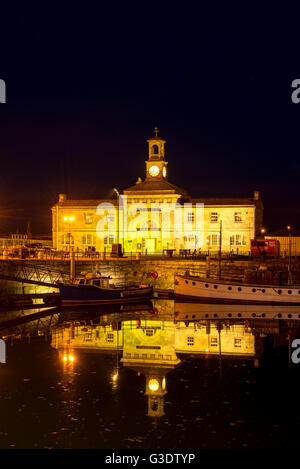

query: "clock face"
(149, 165), (160, 177)
(162, 166), (167, 178)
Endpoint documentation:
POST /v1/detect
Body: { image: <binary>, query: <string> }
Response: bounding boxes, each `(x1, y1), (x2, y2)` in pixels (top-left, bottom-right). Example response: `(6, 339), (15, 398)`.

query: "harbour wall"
(1, 257), (293, 296)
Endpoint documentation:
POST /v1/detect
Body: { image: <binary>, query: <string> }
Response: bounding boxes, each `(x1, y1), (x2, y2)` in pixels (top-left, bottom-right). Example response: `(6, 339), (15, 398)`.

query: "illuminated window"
(207, 234), (219, 246)
(230, 235), (246, 246)
(84, 213), (93, 224)
(104, 235), (114, 245)
(106, 333), (114, 343)
(82, 235), (96, 245)
(234, 212), (242, 223)
(187, 212), (194, 222)
(143, 329), (155, 336)
(234, 338), (242, 348)
(210, 212), (218, 223)
(107, 213), (115, 223)
(187, 336), (194, 346)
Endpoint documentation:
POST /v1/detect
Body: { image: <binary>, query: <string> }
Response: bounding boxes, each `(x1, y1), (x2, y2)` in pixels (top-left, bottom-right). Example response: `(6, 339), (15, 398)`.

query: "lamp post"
(287, 225), (292, 285)
(63, 216), (75, 254)
(113, 188), (120, 248)
(206, 236), (210, 277)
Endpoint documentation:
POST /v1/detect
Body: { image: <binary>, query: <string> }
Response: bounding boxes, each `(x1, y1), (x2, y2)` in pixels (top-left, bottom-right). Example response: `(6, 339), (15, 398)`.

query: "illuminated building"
(51, 128), (263, 254)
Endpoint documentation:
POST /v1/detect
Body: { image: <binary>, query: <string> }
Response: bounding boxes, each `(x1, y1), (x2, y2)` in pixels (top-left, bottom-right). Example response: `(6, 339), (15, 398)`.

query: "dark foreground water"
(0, 301), (300, 449)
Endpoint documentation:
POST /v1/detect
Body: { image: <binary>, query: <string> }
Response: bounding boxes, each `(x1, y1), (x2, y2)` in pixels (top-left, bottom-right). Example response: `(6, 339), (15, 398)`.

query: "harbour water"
(0, 300), (300, 449)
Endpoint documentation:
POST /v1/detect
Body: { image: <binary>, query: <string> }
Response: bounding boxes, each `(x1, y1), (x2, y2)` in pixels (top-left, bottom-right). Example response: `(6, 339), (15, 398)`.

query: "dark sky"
(0, 8), (300, 235)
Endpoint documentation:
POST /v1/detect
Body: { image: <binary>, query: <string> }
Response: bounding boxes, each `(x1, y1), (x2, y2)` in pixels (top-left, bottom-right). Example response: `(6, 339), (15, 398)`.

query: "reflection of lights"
(112, 372), (118, 382)
(148, 379), (159, 392)
(162, 377), (166, 391)
(61, 352), (75, 363)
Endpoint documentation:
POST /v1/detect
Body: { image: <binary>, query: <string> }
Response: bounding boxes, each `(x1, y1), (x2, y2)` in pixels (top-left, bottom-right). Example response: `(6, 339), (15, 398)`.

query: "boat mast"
(218, 220), (222, 280)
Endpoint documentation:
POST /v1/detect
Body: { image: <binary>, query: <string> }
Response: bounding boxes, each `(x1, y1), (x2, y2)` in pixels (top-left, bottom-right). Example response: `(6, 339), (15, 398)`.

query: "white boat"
(174, 274), (300, 305)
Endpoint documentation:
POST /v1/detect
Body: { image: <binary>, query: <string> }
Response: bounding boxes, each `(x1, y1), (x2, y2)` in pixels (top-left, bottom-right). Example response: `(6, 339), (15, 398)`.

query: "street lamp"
(261, 227), (266, 236)
(63, 216), (75, 254)
(287, 225), (292, 284)
(113, 188), (120, 247)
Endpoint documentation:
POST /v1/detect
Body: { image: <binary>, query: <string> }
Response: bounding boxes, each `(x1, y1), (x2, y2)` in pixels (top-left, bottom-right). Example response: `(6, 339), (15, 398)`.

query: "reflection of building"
(51, 129), (263, 254)
(51, 314), (258, 418)
(120, 319), (180, 418)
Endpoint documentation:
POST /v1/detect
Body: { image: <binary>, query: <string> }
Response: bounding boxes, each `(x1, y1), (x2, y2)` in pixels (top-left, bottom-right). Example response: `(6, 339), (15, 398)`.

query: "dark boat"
(58, 273), (153, 305)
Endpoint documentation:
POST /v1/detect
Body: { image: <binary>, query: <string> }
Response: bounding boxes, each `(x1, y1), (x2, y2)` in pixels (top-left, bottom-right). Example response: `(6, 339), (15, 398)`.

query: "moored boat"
(174, 273), (300, 305)
(58, 273), (153, 305)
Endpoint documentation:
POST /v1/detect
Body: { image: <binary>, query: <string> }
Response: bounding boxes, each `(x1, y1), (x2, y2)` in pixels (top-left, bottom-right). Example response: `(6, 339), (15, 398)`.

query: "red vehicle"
(251, 239), (278, 257)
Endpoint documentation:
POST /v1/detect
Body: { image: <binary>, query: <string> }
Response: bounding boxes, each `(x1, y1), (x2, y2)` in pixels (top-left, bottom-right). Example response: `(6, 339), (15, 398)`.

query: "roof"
(52, 199), (117, 208)
(123, 179), (188, 196)
(190, 198), (255, 206)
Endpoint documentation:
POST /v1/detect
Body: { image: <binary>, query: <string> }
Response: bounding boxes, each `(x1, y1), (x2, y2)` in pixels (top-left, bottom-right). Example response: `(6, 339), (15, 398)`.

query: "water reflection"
(1, 300), (300, 448)
(48, 300), (300, 418)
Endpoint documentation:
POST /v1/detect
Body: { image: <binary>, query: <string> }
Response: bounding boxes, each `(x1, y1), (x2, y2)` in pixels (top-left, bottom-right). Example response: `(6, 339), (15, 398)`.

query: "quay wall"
(0, 257), (291, 295)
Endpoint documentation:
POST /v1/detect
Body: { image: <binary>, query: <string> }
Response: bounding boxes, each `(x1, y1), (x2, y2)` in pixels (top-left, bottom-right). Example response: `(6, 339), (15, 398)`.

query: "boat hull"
(58, 284), (153, 305)
(174, 275), (300, 305)
(174, 302), (300, 321)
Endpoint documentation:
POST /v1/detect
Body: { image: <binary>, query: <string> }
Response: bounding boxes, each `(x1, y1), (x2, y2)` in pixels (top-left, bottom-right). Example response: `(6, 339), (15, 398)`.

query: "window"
(234, 338), (242, 348)
(210, 212), (218, 223)
(61, 234), (74, 245)
(104, 235), (114, 245)
(144, 329), (155, 336)
(106, 333), (114, 343)
(187, 336), (194, 346)
(207, 234), (219, 245)
(230, 235), (246, 246)
(234, 212), (242, 223)
(107, 213), (115, 223)
(84, 213), (93, 224)
(187, 212), (194, 222)
(82, 234), (96, 245)
(210, 337), (218, 347)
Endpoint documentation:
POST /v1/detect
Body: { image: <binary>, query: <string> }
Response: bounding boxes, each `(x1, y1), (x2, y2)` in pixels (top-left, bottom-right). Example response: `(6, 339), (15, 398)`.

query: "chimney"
(59, 193), (67, 203)
(254, 190), (260, 201)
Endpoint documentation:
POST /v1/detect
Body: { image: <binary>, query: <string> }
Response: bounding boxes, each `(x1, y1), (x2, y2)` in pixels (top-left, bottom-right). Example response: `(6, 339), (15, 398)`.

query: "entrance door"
(145, 238), (156, 253)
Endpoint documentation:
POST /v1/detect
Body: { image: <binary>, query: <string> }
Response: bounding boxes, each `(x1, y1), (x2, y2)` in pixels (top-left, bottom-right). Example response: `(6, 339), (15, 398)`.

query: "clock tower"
(145, 127), (168, 181)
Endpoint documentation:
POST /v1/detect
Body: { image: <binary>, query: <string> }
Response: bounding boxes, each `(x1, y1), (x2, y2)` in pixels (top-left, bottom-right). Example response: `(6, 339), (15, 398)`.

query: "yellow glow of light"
(63, 355), (68, 361)
(112, 373), (118, 382)
(205, 348), (209, 352)
(63, 216), (75, 222)
(148, 379), (159, 392)
(162, 377), (166, 391)
(68, 355), (75, 362)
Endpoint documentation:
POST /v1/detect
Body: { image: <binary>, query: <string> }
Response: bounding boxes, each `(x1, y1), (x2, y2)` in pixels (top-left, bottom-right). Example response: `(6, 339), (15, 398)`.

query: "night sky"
(0, 9), (300, 235)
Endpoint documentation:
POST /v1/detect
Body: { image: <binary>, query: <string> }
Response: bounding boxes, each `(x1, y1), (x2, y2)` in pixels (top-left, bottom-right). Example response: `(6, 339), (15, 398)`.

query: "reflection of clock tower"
(146, 127), (168, 180)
